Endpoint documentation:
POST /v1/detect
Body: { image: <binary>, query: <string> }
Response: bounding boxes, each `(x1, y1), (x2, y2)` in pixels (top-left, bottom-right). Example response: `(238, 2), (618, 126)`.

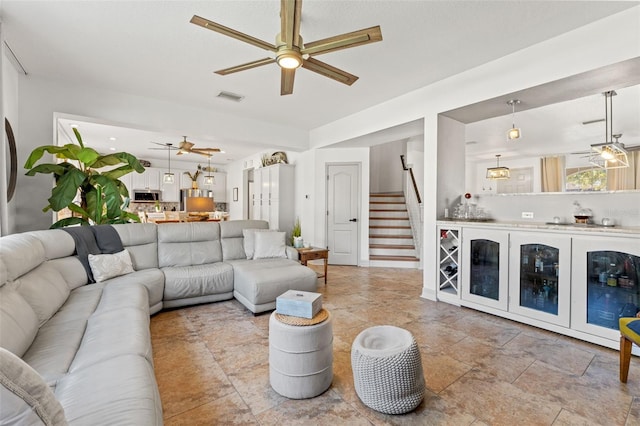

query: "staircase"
(369, 192), (420, 268)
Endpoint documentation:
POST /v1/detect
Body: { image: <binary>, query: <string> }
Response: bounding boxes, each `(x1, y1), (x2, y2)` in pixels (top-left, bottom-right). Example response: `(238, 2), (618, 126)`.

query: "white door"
(327, 164), (359, 265)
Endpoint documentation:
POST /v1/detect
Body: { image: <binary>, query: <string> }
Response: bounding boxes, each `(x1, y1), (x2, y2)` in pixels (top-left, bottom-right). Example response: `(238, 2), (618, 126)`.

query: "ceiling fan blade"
(192, 148), (221, 152)
(215, 57), (276, 76)
(302, 57), (358, 86)
(281, 0), (302, 49)
(302, 25), (382, 56)
(179, 141), (195, 150)
(190, 150), (214, 157)
(190, 15), (277, 52)
(281, 68), (296, 95)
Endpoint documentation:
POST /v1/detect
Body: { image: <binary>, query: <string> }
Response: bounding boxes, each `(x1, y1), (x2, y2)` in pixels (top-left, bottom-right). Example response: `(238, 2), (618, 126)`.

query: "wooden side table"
(296, 247), (329, 284)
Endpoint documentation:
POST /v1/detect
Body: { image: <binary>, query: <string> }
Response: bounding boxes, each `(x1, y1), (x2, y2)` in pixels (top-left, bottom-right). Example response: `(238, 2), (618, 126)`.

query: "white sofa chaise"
(0, 220), (318, 425)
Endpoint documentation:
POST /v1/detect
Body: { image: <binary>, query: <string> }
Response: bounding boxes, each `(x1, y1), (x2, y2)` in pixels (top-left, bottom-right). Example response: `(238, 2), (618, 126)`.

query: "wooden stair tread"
(370, 201), (405, 204)
(370, 255), (420, 261)
(369, 217), (409, 220)
(370, 225), (411, 229)
(370, 193), (404, 197)
(370, 244), (415, 249)
(370, 209), (407, 212)
(369, 234), (413, 239)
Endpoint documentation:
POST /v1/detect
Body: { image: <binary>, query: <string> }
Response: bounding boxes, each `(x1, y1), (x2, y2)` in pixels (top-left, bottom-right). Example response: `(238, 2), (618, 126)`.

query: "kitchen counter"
(436, 219), (640, 236)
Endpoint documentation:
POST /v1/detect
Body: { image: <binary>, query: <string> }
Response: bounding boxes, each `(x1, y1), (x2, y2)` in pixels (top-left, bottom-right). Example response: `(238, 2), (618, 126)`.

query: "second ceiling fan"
(190, 0), (382, 95)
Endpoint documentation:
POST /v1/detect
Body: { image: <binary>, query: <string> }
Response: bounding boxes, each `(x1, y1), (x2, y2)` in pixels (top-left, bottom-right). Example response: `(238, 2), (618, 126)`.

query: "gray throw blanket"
(62, 225), (124, 283)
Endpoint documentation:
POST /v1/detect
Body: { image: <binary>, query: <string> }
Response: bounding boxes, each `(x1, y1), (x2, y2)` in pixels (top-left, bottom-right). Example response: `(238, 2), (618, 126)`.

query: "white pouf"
(269, 311), (333, 399)
(351, 325), (425, 414)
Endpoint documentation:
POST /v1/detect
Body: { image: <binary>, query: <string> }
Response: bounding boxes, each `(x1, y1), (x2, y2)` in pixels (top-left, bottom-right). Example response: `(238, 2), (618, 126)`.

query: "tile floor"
(150, 265), (640, 425)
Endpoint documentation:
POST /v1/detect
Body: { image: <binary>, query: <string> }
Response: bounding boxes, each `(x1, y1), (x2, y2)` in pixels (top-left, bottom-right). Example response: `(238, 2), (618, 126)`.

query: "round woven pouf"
(269, 310), (333, 399)
(351, 325), (425, 414)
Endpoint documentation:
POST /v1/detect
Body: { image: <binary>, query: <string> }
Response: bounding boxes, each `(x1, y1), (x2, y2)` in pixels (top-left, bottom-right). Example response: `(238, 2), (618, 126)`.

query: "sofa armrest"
(285, 246), (299, 261)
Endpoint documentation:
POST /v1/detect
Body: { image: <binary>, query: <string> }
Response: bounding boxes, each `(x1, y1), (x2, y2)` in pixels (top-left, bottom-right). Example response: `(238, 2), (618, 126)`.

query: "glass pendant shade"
(588, 92), (629, 170)
(204, 175), (214, 185)
(164, 143), (174, 183)
(507, 99), (521, 140)
(507, 127), (521, 140)
(163, 173), (174, 184)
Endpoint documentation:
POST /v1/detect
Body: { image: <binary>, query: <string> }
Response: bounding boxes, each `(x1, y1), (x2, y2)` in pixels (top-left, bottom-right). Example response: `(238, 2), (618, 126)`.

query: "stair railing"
(400, 155), (423, 265)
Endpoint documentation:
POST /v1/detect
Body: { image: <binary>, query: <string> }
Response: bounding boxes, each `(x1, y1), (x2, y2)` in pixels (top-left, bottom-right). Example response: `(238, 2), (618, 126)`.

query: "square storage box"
(276, 290), (322, 319)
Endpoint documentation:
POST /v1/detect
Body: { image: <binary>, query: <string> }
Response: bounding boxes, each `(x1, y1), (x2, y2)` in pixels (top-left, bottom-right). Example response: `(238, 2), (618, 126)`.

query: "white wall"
(308, 7), (640, 300)
(13, 76), (309, 232)
(406, 135), (424, 201)
(369, 140), (406, 193)
(437, 115), (466, 217)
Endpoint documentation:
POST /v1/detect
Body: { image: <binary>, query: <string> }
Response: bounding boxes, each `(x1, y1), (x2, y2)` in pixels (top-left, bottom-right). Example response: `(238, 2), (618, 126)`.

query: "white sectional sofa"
(0, 220), (318, 425)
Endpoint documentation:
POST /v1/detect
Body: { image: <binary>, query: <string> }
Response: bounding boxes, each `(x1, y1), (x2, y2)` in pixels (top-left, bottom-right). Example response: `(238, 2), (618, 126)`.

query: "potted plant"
(292, 217), (303, 248)
(184, 169), (201, 189)
(24, 128), (145, 228)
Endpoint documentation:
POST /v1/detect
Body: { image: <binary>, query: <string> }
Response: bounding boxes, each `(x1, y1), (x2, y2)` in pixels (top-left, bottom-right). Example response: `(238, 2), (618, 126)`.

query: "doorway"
(326, 163), (360, 265)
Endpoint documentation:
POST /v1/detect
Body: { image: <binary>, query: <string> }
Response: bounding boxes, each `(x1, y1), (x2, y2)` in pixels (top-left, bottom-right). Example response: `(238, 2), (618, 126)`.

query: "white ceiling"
(1, 1), (638, 164)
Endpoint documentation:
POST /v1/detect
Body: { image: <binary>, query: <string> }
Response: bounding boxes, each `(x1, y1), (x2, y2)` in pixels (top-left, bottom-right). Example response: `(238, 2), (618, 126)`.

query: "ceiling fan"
(190, 0), (383, 95)
(150, 137), (221, 158)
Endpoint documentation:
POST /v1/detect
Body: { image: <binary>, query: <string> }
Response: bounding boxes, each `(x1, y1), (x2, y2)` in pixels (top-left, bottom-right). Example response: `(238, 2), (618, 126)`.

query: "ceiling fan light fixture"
(486, 154), (510, 180)
(277, 51), (302, 69)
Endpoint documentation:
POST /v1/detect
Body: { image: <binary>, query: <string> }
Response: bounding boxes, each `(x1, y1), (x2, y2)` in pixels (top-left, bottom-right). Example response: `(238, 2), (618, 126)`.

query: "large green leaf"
(92, 152), (145, 173)
(48, 168), (87, 211)
(67, 203), (89, 219)
(103, 164), (142, 180)
(24, 163), (67, 177)
(91, 175), (123, 219)
(51, 217), (89, 229)
(72, 127), (85, 148)
(24, 145), (80, 168)
(77, 147), (101, 165)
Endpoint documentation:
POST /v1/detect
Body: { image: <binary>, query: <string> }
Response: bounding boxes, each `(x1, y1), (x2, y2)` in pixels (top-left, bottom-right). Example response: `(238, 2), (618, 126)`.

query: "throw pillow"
(87, 249), (134, 283)
(242, 228), (270, 260)
(253, 231), (287, 259)
(0, 347), (68, 426)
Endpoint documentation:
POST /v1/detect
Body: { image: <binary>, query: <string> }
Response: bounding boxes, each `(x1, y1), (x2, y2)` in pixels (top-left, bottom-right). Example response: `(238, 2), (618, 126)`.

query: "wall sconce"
(507, 99), (521, 140)
(486, 154), (511, 180)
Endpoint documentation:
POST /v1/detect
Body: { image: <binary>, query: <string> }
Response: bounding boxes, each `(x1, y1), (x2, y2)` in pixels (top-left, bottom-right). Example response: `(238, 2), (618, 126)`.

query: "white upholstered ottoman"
(269, 310), (333, 399)
(351, 325), (425, 414)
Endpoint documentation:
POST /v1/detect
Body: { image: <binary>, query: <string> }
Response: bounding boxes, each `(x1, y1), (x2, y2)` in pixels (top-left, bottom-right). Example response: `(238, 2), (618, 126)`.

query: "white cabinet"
(251, 164), (295, 236)
(160, 172), (180, 202)
(461, 228), (509, 311)
(508, 232), (572, 327)
(131, 167), (161, 190)
(437, 227), (461, 301)
(571, 236), (640, 343)
(200, 172), (226, 202)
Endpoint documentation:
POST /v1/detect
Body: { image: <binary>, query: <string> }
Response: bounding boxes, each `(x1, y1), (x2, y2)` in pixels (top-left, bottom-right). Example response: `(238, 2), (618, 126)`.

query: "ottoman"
(351, 325), (425, 414)
(269, 310), (333, 399)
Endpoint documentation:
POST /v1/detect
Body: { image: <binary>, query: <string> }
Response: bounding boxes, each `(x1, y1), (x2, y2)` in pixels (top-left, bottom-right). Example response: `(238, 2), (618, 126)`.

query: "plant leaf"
(25, 163), (67, 177)
(51, 217), (89, 229)
(48, 168), (87, 211)
(91, 153), (145, 173)
(77, 147), (101, 165)
(103, 165), (139, 180)
(67, 203), (89, 219)
(90, 175), (123, 219)
(24, 145), (79, 168)
(73, 127), (85, 148)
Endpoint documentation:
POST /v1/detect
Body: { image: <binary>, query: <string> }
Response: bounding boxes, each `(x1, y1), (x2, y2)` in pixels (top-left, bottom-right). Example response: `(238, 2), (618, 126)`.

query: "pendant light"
(204, 155), (214, 185)
(589, 91), (629, 169)
(486, 154), (510, 180)
(163, 143), (174, 183)
(507, 99), (521, 140)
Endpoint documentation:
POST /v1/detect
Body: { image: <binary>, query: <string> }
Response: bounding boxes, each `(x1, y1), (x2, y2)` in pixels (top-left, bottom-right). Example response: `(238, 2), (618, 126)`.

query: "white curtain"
(607, 151), (640, 190)
(541, 156), (565, 192)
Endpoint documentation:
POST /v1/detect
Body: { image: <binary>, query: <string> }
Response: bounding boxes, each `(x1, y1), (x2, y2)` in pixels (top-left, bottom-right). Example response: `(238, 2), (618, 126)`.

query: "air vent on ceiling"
(217, 91), (244, 102)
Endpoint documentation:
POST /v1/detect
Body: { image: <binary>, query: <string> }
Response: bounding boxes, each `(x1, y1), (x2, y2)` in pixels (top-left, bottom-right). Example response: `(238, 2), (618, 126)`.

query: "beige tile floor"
(150, 265), (640, 425)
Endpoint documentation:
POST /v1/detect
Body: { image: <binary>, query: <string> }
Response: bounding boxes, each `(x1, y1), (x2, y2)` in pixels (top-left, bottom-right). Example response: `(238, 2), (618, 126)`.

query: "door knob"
(349, 218), (357, 222)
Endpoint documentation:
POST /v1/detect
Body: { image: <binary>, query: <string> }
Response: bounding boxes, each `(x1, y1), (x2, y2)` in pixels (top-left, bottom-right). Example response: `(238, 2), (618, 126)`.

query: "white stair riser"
(370, 248), (416, 257)
(369, 227), (412, 236)
(370, 197), (405, 203)
(369, 237), (414, 245)
(369, 219), (410, 228)
(369, 204), (406, 210)
(369, 210), (408, 218)
(369, 260), (420, 269)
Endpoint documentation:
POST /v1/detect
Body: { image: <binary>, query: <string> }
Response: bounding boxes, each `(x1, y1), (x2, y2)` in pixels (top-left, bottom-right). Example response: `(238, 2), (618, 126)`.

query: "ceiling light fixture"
(507, 99), (521, 140)
(204, 155), (214, 185)
(589, 91), (629, 169)
(163, 143), (175, 184)
(486, 154), (510, 180)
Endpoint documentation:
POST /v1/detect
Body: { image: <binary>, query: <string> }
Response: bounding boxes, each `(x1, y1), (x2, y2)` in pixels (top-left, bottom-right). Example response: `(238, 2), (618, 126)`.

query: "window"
(565, 167), (607, 192)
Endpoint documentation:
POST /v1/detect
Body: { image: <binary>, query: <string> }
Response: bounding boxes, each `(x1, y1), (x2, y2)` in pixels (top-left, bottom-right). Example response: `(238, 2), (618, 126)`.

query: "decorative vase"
(191, 181), (198, 190)
(293, 236), (304, 248)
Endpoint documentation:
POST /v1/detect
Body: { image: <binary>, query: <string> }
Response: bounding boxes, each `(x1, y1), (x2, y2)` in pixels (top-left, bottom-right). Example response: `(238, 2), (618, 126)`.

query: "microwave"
(133, 190), (161, 202)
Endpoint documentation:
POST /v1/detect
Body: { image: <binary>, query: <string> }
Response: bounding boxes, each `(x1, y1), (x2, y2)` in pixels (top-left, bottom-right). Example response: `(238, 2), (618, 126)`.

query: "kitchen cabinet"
(131, 167), (161, 191)
(200, 172), (226, 203)
(571, 236), (640, 342)
(251, 164), (295, 237)
(160, 171), (180, 202)
(461, 228), (509, 311)
(508, 232), (571, 327)
(437, 227), (461, 301)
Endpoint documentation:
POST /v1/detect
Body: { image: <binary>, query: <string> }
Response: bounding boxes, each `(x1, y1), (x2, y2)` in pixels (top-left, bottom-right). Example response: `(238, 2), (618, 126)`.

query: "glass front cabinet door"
(508, 232), (571, 327)
(461, 228), (509, 311)
(571, 236), (640, 342)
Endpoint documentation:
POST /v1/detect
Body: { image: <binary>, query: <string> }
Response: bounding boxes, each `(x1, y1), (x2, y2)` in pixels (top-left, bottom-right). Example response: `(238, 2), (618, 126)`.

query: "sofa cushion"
(112, 223), (159, 270)
(26, 230), (76, 261)
(162, 262), (234, 301)
(55, 355), (161, 426)
(253, 231), (287, 259)
(47, 257), (87, 291)
(16, 263), (71, 327)
(0, 233), (45, 282)
(100, 269), (164, 314)
(242, 228), (272, 259)
(220, 220), (269, 260)
(158, 222), (222, 267)
(88, 249), (134, 283)
(0, 286), (39, 357)
(0, 347), (68, 426)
